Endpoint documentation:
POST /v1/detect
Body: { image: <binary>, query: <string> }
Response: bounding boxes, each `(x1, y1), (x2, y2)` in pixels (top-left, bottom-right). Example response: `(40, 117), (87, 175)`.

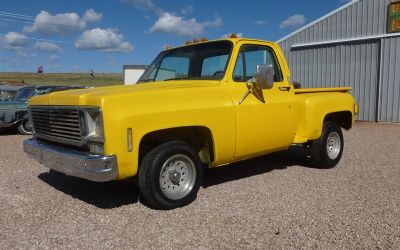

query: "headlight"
(82, 107), (104, 142)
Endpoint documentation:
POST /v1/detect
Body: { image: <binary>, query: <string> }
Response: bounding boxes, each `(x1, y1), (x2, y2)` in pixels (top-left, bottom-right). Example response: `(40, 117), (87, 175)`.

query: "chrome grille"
(30, 106), (83, 146)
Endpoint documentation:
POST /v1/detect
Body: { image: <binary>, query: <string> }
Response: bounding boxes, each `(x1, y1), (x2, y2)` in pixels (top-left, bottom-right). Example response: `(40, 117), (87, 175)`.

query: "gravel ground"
(1, 123), (400, 249)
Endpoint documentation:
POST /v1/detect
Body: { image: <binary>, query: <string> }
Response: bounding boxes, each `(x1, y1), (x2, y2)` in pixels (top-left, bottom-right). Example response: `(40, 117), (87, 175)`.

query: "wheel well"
(324, 111), (352, 130)
(139, 126), (215, 166)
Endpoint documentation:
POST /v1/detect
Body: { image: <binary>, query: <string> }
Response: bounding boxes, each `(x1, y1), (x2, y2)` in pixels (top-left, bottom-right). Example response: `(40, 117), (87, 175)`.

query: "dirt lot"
(1, 123), (399, 249)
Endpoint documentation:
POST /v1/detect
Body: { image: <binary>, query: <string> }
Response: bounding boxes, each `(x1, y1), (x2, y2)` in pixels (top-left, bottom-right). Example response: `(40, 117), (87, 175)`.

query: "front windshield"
(138, 40), (233, 83)
(14, 88), (35, 101)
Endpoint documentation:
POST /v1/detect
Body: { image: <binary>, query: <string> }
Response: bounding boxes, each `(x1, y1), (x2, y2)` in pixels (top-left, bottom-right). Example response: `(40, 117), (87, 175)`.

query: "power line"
(0, 11), (35, 20)
(0, 10), (101, 29)
(0, 33), (72, 44)
(0, 10), (91, 26)
(0, 12), (35, 20)
(0, 18), (34, 25)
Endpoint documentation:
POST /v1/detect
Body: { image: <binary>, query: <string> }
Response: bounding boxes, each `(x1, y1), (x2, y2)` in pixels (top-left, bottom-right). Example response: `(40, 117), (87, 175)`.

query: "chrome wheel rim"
(159, 154), (196, 200)
(326, 131), (341, 160)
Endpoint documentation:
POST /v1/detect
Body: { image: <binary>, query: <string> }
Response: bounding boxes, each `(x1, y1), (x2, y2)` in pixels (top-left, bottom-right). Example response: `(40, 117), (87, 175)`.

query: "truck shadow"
(203, 146), (315, 188)
(37, 146), (315, 209)
(0, 128), (19, 135)
(38, 171), (140, 209)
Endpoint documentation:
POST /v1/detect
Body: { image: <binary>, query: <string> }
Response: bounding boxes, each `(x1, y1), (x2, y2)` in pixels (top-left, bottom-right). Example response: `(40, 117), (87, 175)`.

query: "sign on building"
(388, 1), (400, 33)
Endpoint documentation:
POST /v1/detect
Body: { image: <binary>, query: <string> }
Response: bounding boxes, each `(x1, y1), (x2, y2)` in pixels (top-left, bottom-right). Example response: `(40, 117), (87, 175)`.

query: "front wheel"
(17, 119), (32, 135)
(138, 141), (204, 209)
(310, 122), (344, 168)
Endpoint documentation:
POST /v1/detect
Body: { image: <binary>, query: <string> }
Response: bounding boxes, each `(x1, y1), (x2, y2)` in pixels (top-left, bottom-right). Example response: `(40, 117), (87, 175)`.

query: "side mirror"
(255, 64), (274, 90)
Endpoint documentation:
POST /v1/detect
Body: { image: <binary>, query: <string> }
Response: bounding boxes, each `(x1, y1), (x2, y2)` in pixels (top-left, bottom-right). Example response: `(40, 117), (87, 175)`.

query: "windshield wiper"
(137, 78), (155, 83)
(163, 77), (190, 81)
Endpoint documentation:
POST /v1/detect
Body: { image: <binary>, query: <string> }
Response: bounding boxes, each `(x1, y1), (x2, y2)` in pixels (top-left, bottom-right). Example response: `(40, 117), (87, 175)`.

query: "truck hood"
(0, 100), (27, 110)
(29, 80), (219, 106)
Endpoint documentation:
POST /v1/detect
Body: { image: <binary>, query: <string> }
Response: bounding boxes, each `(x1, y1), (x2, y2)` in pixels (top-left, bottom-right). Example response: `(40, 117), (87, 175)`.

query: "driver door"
(229, 44), (297, 158)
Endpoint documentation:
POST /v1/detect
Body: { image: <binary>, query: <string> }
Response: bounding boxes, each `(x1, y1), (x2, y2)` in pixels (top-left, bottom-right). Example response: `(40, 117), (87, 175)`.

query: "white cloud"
(34, 41), (62, 53)
(203, 17), (222, 28)
(24, 9), (103, 36)
(16, 51), (37, 59)
(181, 5), (194, 16)
(82, 9), (103, 23)
(49, 54), (60, 62)
(149, 12), (222, 36)
(222, 33), (243, 38)
(122, 0), (157, 11)
(75, 28), (133, 53)
(280, 14), (306, 29)
(254, 20), (266, 26)
(2, 32), (28, 50)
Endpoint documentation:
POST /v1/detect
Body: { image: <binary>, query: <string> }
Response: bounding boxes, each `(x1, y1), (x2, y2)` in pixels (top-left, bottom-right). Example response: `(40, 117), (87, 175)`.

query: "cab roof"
(167, 37), (277, 50)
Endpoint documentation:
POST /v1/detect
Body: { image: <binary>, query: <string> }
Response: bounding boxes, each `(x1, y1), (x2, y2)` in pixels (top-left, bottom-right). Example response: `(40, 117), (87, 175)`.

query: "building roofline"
(291, 33), (400, 49)
(276, 0), (360, 43)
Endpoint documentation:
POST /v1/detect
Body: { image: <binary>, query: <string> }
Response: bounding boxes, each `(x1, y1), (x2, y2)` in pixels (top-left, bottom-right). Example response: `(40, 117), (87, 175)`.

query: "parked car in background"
(0, 84), (27, 101)
(0, 85), (85, 135)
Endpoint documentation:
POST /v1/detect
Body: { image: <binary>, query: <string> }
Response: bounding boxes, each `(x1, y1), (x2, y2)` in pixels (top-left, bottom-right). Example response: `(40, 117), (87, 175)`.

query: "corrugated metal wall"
(380, 36), (400, 122)
(278, 0), (400, 122)
(289, 42), (379, 121)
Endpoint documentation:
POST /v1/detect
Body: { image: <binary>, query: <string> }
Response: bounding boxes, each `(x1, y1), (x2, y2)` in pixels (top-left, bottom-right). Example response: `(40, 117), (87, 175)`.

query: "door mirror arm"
(238, 64), (274, 105)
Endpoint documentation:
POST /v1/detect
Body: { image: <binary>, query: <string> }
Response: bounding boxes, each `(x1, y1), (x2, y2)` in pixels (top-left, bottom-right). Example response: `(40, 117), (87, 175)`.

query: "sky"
(0, 0), (352, 73)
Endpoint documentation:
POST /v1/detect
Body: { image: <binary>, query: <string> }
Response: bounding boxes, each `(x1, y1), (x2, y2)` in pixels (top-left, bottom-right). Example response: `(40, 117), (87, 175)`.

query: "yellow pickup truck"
(23, 37), (357, 209)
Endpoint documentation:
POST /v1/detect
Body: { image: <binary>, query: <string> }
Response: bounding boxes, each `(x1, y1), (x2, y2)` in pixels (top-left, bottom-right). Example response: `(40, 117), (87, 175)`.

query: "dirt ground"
(0, 123), (399, 249)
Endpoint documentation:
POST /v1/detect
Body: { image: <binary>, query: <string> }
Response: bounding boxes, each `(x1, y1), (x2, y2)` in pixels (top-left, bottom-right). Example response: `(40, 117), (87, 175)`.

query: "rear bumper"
(23, 139), (118, 182)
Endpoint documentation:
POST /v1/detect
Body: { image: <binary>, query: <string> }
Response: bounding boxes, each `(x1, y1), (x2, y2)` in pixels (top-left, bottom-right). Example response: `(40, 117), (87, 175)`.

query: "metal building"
(123, 65), (148, 85)
(278, 0), (400, 122)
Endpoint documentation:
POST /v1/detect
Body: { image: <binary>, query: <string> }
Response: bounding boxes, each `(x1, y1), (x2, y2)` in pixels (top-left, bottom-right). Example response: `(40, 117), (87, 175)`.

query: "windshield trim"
(138, 40), (234, 83)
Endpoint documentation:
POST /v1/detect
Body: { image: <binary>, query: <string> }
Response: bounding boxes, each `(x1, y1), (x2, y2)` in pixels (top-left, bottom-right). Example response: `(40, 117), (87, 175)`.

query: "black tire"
(138, 141), (204, 210)
(17, 119), (32, 135)
(310, 121), (344, 168)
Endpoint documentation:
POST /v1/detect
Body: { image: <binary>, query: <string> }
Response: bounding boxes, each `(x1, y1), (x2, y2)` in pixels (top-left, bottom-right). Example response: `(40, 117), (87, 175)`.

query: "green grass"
(0, 72), (123, 87)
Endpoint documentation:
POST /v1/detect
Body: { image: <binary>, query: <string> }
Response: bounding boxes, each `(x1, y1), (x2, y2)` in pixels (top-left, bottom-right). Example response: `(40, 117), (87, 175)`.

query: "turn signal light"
(201, 37), (208, 42)
(193, 38), (199, 43)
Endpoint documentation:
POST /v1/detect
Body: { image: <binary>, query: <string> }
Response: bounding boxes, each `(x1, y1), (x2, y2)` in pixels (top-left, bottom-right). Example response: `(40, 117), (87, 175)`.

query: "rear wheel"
(138, 141), (203, 209)
(310, 122), (343, 168)
(17, 119), (32, 135)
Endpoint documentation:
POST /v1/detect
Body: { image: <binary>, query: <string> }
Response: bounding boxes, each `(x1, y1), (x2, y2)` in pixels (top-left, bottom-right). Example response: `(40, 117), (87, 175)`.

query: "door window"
(233, 45), (282, 82)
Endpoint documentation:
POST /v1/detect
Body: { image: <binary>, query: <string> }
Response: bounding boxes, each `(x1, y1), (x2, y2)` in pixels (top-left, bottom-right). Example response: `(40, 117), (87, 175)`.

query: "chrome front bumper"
(23, 139), (118, 182)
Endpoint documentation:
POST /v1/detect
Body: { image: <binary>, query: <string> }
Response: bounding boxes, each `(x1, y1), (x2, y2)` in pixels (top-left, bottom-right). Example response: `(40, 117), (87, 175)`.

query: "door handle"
(279, 86), (291, 92)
